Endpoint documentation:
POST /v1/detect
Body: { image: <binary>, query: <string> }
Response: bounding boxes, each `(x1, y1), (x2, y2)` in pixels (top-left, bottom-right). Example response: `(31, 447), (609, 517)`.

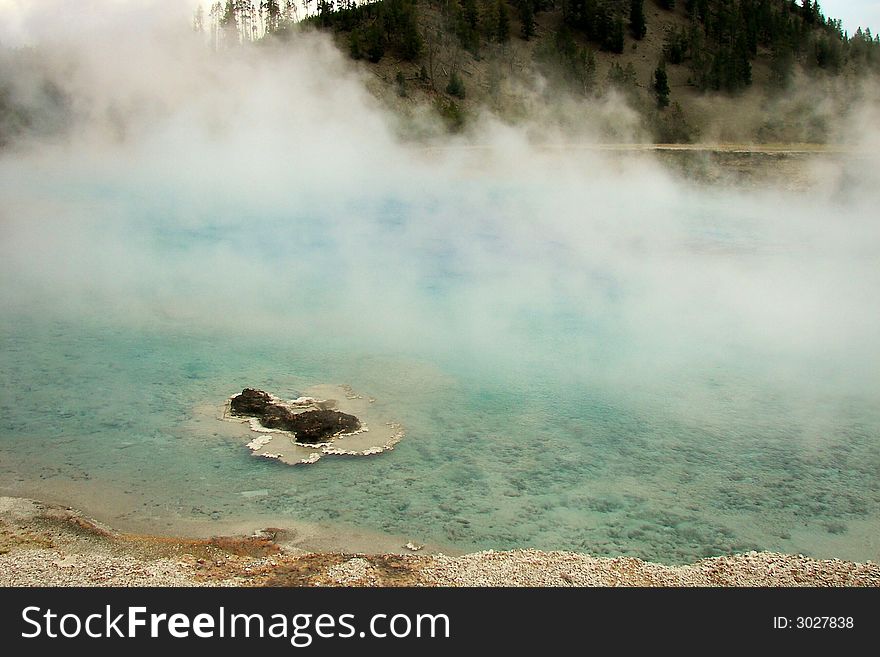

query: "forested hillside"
(3, 1), (879, 144)
(197, 0), (880, 140)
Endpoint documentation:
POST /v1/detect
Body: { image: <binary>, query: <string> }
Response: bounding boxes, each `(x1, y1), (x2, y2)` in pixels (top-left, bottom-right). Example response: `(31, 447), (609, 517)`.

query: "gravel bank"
(1, 497), (877, 587)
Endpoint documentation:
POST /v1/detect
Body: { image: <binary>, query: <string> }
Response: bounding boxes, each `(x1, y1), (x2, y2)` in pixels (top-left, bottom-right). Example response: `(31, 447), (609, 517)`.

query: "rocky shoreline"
(1, 497), (877, 587)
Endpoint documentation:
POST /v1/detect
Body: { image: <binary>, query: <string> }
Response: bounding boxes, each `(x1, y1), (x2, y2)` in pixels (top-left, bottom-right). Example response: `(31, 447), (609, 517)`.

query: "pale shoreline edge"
(1, 496), (878, 587)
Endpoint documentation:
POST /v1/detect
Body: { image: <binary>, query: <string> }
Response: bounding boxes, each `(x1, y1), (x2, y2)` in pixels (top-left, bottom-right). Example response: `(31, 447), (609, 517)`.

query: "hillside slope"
(2, 1), (878, 145)
(295, 0), (880, 142)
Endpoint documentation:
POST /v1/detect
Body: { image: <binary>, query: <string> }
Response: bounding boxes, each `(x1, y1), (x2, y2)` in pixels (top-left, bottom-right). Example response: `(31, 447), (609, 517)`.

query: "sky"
(820, 1), (880, 34)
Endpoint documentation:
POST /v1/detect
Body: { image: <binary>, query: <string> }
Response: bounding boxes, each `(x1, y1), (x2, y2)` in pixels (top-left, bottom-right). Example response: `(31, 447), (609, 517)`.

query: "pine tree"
(518, 0), (536, 40)
(238, 0), (257, 42)
(446, 70), (466, 98)
(496, 0), (511, 43)
(262, 0), (281, 35)
(686, 0), (708, 23)
(462, 0), (479, 32)
(580, 47), (597, 93)
(802, 0), (815, 24)
(364, 22), (386, 62)
(457, 0), (480, 53)
(220, 0), (238, 46)
(395, 71), (408, 97)
(630, 0), (646, 40)
(654, 64), (671, 108)
(193, 5), (205, 33)
(606, 14), (625, 53)
(663, 27), (688, 63)
(316, 0), (334, 27)
(349, 28), (364, 59)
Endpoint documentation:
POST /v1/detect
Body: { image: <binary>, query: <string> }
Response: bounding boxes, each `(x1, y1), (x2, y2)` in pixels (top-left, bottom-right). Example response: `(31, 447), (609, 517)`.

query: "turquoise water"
(1, 152), (879, 564)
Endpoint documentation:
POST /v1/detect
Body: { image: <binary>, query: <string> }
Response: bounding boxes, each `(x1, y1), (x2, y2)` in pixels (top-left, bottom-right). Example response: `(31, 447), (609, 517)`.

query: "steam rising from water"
(1, 1), (879, 562)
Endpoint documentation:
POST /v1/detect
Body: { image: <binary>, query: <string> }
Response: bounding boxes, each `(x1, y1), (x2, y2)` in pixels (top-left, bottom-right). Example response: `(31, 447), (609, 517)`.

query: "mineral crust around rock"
(223, 385), (404, 465)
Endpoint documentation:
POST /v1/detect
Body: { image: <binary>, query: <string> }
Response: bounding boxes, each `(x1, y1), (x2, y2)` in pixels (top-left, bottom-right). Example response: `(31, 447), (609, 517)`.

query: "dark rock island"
(229, 388), (361, 444)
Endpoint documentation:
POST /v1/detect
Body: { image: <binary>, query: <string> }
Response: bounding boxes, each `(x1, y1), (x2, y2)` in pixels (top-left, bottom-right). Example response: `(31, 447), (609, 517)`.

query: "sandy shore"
(1, 496), (877, 587)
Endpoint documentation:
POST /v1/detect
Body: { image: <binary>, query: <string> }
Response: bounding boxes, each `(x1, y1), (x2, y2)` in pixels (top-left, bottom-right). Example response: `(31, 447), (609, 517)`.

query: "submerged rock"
(229, 388), (361, 443)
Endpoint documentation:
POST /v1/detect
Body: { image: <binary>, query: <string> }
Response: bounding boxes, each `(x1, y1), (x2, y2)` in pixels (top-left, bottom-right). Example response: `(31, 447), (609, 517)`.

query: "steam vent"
(224, 385), (404, 465)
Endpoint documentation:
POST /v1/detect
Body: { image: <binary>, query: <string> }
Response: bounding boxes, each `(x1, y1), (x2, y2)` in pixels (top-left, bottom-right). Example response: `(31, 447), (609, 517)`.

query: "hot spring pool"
(2, 151), (878, 564)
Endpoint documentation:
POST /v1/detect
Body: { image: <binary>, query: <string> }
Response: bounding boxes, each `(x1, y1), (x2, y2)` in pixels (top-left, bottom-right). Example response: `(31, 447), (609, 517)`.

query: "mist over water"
(1, 2), (879, 563)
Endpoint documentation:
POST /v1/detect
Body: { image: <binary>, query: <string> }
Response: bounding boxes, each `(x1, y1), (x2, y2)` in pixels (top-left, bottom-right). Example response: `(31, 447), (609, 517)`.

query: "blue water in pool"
(1, 153), (879, 564)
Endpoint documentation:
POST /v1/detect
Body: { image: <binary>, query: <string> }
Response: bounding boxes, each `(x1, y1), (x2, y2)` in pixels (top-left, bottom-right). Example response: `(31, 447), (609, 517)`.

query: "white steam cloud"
(1, 0), (879, 429)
